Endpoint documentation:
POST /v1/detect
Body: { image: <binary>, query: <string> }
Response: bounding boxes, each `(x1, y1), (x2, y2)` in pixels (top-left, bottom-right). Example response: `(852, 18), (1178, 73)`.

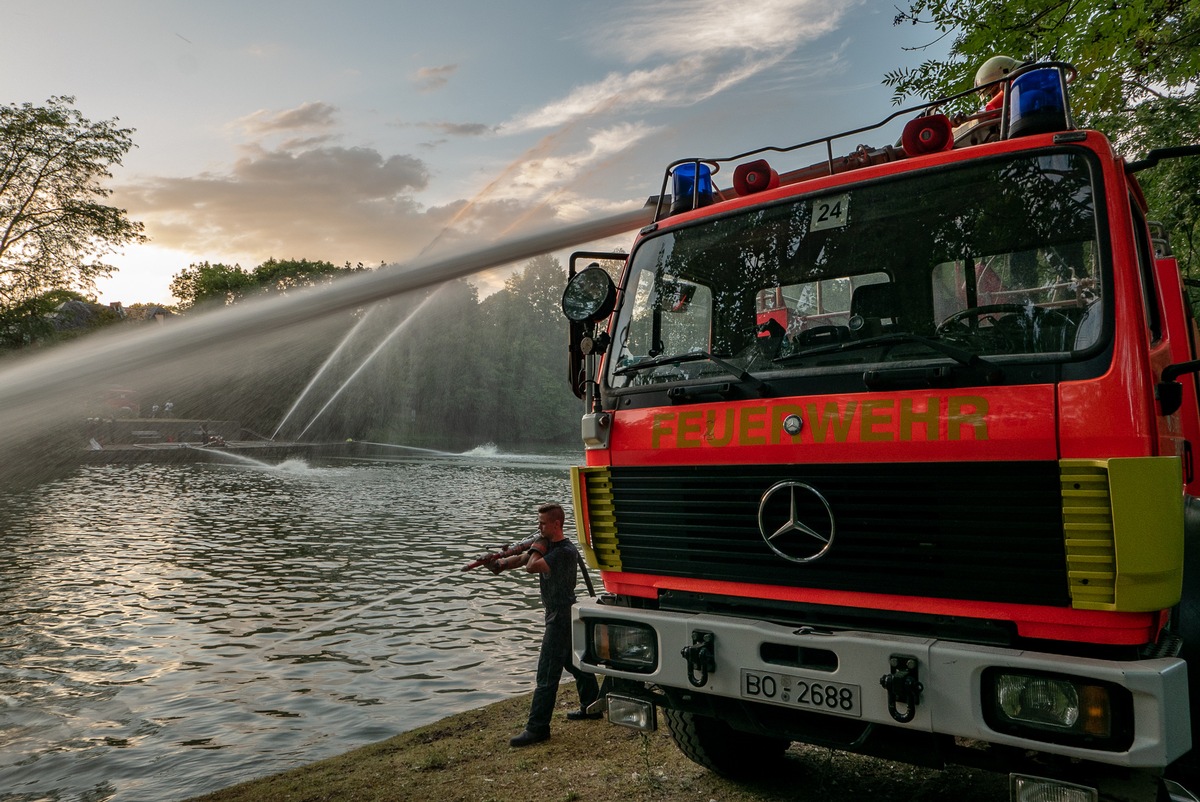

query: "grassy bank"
(185, 693), (1007, 802)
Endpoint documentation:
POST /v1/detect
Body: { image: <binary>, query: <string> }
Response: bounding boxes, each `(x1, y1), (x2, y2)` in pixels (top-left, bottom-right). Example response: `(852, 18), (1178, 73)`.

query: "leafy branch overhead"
(885, 1), (1200, 282)
(0, 96), (146, 311)
(885, 0), (1200, 120)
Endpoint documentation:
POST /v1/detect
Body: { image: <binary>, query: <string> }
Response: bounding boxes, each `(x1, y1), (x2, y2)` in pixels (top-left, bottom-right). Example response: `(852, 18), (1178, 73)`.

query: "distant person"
(487, 502), (600, 747)
(164, 401), (174, 417)
(974, 54), (1019, 111)
(952, 55), (1020, 146)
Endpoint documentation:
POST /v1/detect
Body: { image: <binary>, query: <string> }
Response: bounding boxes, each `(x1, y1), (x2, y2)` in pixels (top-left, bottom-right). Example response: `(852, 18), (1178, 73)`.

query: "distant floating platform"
(78, 440), (368, 465)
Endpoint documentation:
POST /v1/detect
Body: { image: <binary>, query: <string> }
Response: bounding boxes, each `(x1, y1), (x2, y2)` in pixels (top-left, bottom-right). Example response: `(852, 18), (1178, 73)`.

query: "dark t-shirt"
(538, 538), (579, 618)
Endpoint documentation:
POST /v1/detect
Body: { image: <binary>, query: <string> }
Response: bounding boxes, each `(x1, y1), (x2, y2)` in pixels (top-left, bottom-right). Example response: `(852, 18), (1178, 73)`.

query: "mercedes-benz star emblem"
(757, 481), (836, 563)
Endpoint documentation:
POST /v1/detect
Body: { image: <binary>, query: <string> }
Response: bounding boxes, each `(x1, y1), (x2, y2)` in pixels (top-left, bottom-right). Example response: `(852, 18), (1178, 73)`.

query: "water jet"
(0, 202), (652, 476)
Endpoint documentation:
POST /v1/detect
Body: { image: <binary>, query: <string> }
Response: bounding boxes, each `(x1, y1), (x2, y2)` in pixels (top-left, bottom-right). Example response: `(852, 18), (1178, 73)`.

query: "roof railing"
(653, 61), (1078, 222)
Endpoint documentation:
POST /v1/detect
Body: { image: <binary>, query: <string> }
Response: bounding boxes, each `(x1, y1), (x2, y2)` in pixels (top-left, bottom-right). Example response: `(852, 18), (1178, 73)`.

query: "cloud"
(112, 140), (577, 272)
(502, 0), (856, 134)
(412, 0), (859, 259)
(500, 122), (661, 200)
(605, 0), (849, 59)
(114, 144), (440, 264)
(420, 121), (495, 137)
(276, 134), (340, 151)
(235, 101), (339, 136)
(502, 52), (788, 134)
(104, 1), (863, 300)
(413, 64), (457, 92)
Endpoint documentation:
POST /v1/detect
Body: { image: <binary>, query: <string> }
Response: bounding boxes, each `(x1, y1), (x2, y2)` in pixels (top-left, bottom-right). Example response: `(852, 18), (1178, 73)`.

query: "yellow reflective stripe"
(572, 466), (621, 571)
(1061, 458), (1183, 612)
(1062, 460), (1116, 607)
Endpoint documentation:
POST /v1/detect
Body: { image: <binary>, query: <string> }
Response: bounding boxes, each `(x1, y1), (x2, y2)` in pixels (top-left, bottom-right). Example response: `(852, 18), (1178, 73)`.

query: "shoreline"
(184, 692), (1007, 802)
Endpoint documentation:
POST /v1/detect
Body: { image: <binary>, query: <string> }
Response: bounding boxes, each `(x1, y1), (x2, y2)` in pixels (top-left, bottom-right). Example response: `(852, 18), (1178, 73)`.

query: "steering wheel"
(937, 303), (1074, 350)
(937, 303), (1070, 332)
(792, 324), (849, 346)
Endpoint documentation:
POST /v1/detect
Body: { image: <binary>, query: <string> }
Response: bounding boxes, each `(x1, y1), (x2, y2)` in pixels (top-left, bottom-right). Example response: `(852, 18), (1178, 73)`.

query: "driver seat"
(850, 282), (898, 338)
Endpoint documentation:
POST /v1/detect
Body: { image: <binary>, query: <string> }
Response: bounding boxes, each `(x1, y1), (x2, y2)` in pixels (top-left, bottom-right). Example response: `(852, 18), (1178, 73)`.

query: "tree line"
(134, 254), (586, 449)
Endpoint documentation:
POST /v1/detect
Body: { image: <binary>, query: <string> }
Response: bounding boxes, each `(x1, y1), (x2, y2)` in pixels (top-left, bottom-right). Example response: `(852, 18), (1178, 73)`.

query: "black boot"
(509, 729), (550, 747)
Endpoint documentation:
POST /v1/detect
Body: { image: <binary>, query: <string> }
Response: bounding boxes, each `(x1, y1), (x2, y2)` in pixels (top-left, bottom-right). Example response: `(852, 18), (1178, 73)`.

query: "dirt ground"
(186, 693), (1009, 802)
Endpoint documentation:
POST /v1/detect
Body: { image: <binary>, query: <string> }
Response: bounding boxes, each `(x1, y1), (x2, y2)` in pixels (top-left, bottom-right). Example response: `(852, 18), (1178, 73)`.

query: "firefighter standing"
(488, 502), (600, 747)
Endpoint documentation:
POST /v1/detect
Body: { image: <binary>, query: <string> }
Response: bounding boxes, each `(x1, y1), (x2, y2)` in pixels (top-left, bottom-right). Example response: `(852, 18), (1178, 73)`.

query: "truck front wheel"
(663, 708), (790, 778)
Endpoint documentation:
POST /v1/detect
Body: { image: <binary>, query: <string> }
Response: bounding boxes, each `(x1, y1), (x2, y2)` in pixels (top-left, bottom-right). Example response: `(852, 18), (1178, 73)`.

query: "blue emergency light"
(1006, 66), (1070, 138)
(670, 161), (714, 215)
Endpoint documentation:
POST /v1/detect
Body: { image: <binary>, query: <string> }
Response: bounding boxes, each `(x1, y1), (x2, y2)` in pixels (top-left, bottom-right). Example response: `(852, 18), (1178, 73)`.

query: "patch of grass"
(412, 750), (450, 772)
(183, 693), (1009, 802)
(636, 732), (664, 791)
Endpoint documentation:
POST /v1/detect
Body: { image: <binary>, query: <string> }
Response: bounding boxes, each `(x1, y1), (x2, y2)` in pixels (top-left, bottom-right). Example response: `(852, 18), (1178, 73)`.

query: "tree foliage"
(157, 256), (583, 449)
(0, 288), (97, 348)
(347, 255), (580, 448)
(1133, 96), (1200, 286)
(0, 96), (146, 313)
(885, 0), (1200, 280)
(885, 1), (1200, 118)
(170, 258), (367, 308)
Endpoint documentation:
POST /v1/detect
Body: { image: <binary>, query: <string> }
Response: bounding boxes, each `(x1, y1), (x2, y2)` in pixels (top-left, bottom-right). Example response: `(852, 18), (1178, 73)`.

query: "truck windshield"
(609, 150), (1104, 390)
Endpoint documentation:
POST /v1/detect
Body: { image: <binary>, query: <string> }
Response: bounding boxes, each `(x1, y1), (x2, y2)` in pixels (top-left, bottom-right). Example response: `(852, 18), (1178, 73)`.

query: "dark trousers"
(526, 612), (599, 734)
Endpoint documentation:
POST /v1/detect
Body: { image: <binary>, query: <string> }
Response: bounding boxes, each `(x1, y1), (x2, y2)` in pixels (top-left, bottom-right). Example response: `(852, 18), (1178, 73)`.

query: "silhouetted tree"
(0, 96), (145, 342)
(170, 258), (366, 309)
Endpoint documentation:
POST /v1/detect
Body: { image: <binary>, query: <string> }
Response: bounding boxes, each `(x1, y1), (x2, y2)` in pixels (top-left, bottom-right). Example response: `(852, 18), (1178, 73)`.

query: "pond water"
(0, 447), (579, 801)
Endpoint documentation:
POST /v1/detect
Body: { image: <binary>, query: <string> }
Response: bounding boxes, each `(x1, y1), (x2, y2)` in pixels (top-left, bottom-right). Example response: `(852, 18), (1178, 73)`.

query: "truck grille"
(587, 462), (1069, 606)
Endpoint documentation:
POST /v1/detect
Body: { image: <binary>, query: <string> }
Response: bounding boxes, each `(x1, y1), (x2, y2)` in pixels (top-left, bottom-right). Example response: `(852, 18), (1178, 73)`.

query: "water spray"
(185, 445), (279, 470)
(295, 288), (442, 440)
(271, 307), (377, 441)
(0, 202), (655, 458)
(352, 441), (458, 457)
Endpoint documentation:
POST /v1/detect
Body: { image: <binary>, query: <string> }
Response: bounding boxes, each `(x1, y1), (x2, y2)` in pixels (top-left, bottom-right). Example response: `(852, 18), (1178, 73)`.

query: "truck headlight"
(590, 621), (658, 673)
(1010, 774), (1097, 802)
(983, 669), (1132, 750)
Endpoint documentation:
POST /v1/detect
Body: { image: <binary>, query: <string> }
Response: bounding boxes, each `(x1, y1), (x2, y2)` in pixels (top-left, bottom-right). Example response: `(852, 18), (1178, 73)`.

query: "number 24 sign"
(811, 193), (850, 232)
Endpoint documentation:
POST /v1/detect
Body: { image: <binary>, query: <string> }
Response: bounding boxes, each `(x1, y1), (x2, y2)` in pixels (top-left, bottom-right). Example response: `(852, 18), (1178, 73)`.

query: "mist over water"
(0, 204), (651, 473)
(293, 289), (442, 441)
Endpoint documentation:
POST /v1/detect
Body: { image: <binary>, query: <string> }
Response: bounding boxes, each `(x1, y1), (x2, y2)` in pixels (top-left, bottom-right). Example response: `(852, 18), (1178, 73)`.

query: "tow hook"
(879, 655), (923, 723)
(682, 631), (716, 687)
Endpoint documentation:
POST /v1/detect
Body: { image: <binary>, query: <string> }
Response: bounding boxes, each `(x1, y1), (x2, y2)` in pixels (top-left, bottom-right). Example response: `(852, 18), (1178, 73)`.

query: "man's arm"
(490, 550), (531, 573)
(524, 538), (551, 574)
(489, 537), (550, 574)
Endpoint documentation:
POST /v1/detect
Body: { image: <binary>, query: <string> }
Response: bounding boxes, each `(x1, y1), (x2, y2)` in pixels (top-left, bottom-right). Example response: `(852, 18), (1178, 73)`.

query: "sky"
(2, 1), (948, 306)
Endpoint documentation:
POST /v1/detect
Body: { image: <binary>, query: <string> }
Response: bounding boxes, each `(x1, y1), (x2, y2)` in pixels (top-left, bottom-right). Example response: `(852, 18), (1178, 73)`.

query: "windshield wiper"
(614, 350), (770, 393)
(775, 332), (1003, 383)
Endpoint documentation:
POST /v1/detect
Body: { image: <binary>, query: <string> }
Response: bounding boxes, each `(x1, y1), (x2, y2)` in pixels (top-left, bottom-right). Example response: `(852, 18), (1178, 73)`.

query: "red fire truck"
(562, 62), (1200, 802)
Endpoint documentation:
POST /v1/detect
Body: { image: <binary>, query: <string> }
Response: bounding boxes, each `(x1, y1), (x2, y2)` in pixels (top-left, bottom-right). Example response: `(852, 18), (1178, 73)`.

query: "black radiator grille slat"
(603, 462), (1069, 606)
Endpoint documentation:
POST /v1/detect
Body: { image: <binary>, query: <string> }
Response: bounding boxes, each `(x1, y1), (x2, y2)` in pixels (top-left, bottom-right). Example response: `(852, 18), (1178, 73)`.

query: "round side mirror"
(562, 266), (616, 323)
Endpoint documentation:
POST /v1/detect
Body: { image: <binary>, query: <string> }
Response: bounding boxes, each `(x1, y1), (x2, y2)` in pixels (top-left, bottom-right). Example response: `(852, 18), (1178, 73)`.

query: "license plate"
(741, 668), (861, 717)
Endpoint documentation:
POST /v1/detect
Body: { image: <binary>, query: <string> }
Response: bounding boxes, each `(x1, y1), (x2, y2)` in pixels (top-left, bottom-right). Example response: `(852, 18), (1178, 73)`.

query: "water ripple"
(0, 452), (578, 801)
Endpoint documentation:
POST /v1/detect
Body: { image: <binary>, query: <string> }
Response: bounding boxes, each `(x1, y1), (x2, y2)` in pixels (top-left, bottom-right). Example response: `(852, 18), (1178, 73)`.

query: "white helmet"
(974, 55), (1019, 88)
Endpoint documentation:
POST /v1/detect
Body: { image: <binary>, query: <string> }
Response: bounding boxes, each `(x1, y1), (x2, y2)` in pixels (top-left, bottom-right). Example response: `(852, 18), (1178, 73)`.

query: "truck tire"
(663, 708), (790, 778)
